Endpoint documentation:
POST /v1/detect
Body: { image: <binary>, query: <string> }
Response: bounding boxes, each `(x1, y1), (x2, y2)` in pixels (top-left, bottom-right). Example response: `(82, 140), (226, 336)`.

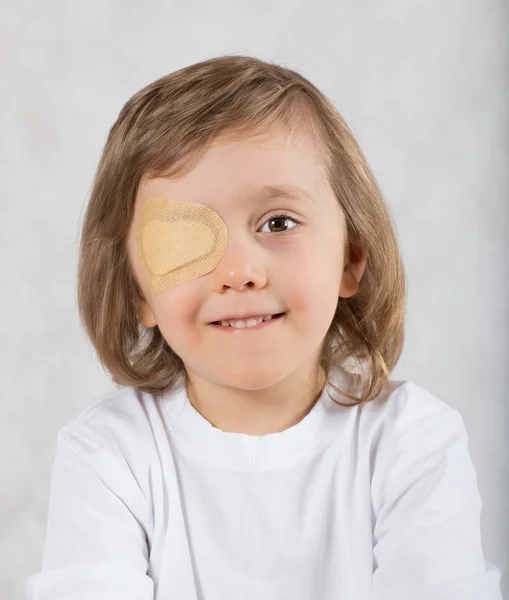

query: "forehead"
(136, 181), (318, 214)
(136, 129), (330, 212)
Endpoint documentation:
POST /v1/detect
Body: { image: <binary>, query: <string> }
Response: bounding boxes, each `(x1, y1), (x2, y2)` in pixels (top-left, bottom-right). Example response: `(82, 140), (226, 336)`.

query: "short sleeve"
(25, 427), (154, 599)
(369, 407), (503, 600)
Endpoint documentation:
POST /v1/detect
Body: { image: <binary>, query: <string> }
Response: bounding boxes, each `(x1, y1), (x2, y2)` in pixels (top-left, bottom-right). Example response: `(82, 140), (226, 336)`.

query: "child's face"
(127, 126), (357, 390)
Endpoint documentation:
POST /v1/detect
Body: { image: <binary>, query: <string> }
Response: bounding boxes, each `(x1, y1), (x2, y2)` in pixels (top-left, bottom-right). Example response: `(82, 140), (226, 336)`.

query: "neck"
(185, 364), (327, 435)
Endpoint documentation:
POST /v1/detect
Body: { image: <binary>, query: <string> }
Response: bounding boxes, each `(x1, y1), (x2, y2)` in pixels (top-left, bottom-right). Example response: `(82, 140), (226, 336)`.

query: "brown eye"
(260, 213), (299, 234)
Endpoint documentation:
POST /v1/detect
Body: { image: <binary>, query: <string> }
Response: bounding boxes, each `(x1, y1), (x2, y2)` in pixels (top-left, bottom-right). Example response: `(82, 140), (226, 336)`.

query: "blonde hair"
(77, 54), (406, 406)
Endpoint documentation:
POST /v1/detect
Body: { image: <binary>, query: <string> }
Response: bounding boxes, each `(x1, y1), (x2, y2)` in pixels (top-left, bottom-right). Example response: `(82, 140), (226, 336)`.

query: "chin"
(215, 364), (289, 391)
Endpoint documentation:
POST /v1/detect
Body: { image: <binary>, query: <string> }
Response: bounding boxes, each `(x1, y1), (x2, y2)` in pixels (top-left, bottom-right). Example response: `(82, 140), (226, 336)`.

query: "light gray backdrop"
(1, 1), (507, 598)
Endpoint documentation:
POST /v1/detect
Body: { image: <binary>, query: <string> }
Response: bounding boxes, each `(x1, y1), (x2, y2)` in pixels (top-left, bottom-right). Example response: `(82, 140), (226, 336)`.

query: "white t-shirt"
(25, 365), (502, 599)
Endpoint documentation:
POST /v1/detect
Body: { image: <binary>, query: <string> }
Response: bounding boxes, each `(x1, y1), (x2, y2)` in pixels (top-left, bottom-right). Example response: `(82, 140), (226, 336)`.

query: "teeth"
(220, 315), (274, 328)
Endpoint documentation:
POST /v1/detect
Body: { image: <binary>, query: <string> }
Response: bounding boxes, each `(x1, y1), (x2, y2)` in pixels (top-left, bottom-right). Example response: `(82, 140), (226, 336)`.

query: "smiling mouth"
(210, 312), (286, 327)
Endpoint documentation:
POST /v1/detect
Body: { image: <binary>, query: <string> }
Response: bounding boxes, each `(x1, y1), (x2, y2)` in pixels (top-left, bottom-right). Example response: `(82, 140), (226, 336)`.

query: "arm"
(25, 427), (154, 600)
(369, 408), (503, 600)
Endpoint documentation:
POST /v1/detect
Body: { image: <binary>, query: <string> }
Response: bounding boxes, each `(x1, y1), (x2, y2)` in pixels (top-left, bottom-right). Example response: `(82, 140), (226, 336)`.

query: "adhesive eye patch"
(134, 197), (228, 294)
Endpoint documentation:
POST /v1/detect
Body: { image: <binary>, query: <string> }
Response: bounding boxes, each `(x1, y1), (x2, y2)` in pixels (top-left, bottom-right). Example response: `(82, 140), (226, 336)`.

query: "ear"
(339, 240), (367, 299)
(139, 296), (158, 328)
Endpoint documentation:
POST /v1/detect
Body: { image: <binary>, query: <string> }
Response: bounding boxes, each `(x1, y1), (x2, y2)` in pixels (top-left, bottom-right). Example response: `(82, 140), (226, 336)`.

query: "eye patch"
(134, 197), (228, 293)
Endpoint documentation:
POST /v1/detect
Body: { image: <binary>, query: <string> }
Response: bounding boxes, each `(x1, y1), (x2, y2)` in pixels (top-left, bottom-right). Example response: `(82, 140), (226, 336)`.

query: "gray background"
(1, 1), (507, 598)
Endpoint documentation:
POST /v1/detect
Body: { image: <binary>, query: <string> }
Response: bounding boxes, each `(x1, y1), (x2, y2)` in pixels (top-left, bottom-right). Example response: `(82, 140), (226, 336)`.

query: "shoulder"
(329, 367), (464, 441)
(330, 371), (469, 490)
(356, 379), (474, 512)
(362, 378), (464, 437)
(359, 378), (468, 468)
(46, 387), (170, 542)
(57, 385), (173, 461)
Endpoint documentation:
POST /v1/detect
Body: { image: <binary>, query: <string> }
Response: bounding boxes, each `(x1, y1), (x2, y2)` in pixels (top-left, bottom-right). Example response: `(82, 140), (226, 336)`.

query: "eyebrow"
(243, 184), (315, 206)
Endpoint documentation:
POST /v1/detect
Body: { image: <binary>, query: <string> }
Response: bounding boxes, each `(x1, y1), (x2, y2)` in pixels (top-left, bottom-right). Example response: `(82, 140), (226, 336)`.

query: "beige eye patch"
(135, 197), (228, 294)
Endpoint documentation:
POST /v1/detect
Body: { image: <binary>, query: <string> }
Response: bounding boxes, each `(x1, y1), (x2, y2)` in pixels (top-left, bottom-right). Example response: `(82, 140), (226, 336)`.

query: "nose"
(210, 236), (268, 292)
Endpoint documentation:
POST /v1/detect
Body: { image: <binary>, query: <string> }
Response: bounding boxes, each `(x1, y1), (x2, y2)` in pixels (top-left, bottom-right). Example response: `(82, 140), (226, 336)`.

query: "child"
(25, 55), (502, 599)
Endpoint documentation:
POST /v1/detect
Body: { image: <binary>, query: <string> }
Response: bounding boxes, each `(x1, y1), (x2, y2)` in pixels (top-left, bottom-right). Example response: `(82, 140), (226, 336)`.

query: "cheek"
(150, 280), (203, 340)
(280, 245), (340, 322)
(285, 244), (338, 292)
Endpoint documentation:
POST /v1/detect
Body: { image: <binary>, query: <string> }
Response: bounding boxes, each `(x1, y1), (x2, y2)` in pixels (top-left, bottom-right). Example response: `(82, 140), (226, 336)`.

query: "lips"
(209, 313), (286, 330)
(209, 312), (285, 325)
